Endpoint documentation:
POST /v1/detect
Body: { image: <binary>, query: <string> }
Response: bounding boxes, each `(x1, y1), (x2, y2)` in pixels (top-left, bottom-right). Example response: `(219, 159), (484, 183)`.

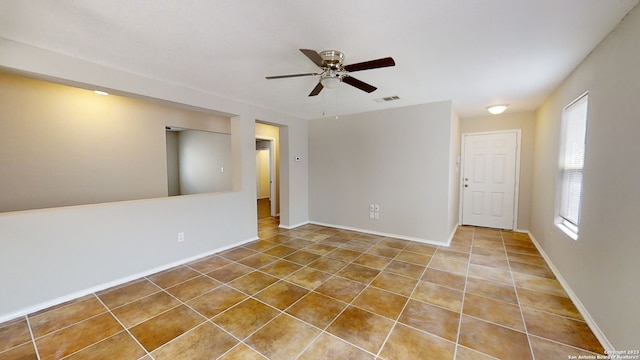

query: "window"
(557, 93), (589, 239)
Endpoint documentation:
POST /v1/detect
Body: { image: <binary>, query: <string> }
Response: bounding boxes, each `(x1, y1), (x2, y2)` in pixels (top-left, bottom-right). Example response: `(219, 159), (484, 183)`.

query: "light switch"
(374, 204), (380, 212)
(369, 204), (375, 211)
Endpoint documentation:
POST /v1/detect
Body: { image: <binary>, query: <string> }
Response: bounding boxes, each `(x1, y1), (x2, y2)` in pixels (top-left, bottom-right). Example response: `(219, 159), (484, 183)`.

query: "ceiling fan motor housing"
(320, 50), (345, 83)
(319, 50), (345, 70)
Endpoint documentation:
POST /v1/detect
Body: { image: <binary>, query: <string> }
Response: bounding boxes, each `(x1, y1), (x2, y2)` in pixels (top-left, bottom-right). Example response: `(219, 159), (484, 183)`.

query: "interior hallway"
(257, 199), (271, 219)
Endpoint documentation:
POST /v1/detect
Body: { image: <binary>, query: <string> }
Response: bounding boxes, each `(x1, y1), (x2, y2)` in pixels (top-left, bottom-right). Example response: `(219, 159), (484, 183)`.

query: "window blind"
(559, 94), (588, 229)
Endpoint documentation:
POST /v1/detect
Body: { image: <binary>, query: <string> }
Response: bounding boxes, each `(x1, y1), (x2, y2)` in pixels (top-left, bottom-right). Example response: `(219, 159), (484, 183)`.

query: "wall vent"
(374, 95), (401, 103)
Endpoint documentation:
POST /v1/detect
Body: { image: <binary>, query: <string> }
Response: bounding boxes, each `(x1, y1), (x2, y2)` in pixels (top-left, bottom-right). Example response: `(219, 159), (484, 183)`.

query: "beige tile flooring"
(0, 217), (605, 359)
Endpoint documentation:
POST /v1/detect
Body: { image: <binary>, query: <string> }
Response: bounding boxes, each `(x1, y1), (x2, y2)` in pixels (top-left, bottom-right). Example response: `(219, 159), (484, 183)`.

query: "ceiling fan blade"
(300, 49), (326, 67)
(308, 82), (324, 96)
(344, 57), (395, 72)
(265, 72), (318, 79)
(342, 76), (377, 93)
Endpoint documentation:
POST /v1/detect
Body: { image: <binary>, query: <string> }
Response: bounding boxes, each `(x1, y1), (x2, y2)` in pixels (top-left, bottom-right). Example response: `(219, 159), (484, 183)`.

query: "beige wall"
(256, 149), (270, 199)
(530, 5), (640, 349)
(176, 130), (232, 195)
(460, 111), (536, 230)
(308, 101), (458, 243)
(0, 72), (230, 212)
(448, 109), (461, 233)
(166, 131), (181, 196)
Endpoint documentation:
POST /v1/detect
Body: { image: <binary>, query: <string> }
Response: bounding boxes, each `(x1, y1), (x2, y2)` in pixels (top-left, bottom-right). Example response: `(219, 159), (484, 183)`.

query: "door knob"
(464, 184), (468, 187)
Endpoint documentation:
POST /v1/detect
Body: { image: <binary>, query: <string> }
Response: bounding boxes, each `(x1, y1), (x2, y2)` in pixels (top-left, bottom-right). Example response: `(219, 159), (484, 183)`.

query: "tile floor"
(0, 217), (606, 359)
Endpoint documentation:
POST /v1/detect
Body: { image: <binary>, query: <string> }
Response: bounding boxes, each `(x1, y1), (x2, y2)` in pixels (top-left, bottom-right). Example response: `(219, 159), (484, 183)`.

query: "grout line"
(527, 333), (604, 356)
(92, 294), (153, 359)
(29, 309), (111, 341)
(456, 345), (502, 360)
(24, 315), (41, 360)
(460, 313), (530, 334)
(105, 286), (164, 313)
(375, 237), (438, 358)
(217, 342), (270, 360)
(452, 226), (474, 359)
(292, 329), (325, 359)
(502, 229), (537, 360)
(517, 303), (590, 323)
(297, 330), (377, 360)
(59, 330), (138, 360)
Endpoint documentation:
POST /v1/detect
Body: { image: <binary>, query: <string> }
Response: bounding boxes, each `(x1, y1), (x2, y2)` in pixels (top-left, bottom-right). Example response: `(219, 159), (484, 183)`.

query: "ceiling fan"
(265, 49), (395, 97)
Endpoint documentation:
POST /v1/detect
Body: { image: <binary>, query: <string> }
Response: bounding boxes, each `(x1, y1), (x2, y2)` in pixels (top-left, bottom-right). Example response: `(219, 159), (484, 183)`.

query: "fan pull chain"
(322, 89), (326, 116)
(335, 86), (339, 119)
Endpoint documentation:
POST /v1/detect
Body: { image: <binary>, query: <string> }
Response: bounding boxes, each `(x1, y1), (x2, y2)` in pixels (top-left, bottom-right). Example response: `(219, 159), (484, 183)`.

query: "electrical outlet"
(178, 232), (185, 242)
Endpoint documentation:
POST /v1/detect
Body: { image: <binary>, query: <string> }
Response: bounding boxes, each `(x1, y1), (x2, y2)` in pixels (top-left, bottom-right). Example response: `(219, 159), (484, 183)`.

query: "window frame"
(556, 92), (589, 240)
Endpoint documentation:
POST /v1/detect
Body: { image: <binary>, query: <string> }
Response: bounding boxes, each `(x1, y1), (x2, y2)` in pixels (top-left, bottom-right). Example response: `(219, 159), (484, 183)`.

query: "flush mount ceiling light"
(486, 104), (508, 114)
(94, 90), (109, 96)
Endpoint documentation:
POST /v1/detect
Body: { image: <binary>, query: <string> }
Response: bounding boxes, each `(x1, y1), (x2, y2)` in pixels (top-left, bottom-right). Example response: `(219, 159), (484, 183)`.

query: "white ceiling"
(0, 0), (637, 119)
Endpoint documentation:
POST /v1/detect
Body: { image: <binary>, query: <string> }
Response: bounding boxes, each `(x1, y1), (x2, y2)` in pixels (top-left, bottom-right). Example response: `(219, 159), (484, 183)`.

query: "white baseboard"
(0, 236), (258, 324)
(279, 221), (309, 230)
(309, 221), (449, 247)
(526, 231), (614, 351)
(445, 226), (458, 246)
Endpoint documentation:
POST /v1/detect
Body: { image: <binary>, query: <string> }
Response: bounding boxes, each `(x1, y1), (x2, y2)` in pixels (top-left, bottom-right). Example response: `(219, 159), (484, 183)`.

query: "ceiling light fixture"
(486, 104), (508, 114)
(94, 90), (109, 96)
(321, 77), (341, 89)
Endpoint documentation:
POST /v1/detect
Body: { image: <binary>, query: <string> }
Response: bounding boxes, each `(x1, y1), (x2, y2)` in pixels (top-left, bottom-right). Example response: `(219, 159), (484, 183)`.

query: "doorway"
(460, 130), (520, 229)
(256, 138), (276, 219)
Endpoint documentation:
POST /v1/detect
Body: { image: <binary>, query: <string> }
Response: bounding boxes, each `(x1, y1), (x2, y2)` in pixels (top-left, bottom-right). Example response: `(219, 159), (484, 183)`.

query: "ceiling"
(0, 0), (637, 119)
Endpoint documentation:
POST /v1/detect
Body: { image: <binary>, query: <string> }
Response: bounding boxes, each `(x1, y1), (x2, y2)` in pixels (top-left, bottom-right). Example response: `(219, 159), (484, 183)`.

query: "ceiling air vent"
(374, 95), (401, 103)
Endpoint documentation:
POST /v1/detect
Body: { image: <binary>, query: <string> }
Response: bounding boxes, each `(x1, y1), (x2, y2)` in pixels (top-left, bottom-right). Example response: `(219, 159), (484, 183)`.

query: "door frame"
(256, 137), (277, 217)
(459, 129), (522, 230)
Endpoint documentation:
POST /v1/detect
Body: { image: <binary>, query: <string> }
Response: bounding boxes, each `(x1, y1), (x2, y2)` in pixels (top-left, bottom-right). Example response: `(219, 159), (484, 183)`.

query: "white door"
(461, 131), (518, 229)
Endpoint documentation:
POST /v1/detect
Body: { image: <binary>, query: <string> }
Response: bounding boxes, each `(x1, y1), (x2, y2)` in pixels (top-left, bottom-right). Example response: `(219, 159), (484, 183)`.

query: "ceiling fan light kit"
(266, 49), (395, 97)
(321, 76), (341, 89)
